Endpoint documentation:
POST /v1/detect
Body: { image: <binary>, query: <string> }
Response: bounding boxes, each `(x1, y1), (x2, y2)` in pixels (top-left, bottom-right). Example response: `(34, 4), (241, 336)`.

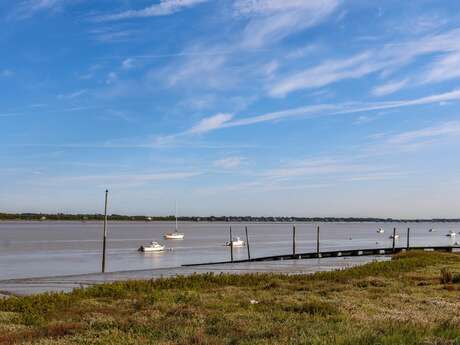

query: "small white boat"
(225, 237), (245, 247)
(164, 232), (184, 240)
(389, 234), (400, 239)
(377, 228), (384, 234)
(164, 202), (185, 240)
(138, 241), (165, 252)
(446, 231), (456, 237)
(428, 228), (435, 232)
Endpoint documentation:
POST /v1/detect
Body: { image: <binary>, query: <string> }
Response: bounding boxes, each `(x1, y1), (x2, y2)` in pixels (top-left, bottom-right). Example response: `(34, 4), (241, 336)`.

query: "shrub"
(441, 268), (453, 284)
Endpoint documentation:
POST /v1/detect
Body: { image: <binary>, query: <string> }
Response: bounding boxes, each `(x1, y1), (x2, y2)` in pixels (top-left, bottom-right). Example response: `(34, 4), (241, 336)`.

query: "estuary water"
(0, 221), (458, 280)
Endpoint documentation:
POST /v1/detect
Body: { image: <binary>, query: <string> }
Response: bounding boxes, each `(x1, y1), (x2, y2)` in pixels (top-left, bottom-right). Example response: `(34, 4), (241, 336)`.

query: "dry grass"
(1, 251), (460, 344)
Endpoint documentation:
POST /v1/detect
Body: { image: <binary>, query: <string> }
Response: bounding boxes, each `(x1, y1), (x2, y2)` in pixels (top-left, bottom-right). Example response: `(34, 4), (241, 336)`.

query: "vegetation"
(1, 251), (460, 344)
(1, 212), (460, 223)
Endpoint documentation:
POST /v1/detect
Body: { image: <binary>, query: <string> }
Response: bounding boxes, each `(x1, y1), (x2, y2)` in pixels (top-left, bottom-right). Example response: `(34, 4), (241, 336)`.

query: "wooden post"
(406, 227), (410, 250)
(317, 225), (320, 256)
(245, 226), (251, 261)
(102, 189), (108, 273)
(392, 227), (396, 253)
(229, 226), (233, 262)
(292, 225), (296, 256)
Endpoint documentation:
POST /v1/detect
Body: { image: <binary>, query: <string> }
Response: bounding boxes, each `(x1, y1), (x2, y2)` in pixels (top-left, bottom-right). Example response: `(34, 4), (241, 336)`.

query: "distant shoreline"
(1, 213), (459, 223)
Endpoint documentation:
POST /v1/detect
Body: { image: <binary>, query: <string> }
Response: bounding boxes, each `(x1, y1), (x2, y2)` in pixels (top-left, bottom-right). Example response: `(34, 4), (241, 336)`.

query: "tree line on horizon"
(0, 212), (459, 223)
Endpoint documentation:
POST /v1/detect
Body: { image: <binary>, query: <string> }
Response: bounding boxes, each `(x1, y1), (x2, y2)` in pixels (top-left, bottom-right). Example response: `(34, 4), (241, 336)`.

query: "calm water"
(0, 221), (458, 280)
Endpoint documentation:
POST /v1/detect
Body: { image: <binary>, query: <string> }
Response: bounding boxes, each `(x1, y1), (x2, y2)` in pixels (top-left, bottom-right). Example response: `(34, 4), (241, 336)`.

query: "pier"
(183, 245), (458, 267)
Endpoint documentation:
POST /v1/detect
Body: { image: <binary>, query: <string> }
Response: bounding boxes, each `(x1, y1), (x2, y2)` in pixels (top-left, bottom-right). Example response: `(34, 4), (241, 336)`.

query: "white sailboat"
(225, 237), (246, 247)
(164, 202), (185, 240)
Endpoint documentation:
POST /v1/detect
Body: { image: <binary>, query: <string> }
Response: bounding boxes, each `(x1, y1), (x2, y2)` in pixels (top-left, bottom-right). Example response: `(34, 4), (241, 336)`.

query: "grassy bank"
(1, 252), (460, 344)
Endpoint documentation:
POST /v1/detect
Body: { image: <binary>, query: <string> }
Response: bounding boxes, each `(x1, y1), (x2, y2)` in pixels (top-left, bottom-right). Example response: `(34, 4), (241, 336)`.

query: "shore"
(0, 256), (385, 296)
(0, 251), (459, 344)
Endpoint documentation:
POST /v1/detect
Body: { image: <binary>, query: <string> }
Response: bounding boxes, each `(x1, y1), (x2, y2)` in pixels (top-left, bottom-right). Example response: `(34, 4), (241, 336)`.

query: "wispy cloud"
(94, 0), (209, 22)
(57, 89), (87, 100)
(235, 0), (340, 48)
(188, 113), (233, 134)
(270, 27), (460, 97)
(371, 79), (409, 97)
(387, 121), (460, 145)
(11, 0), (69, 19)
(422, 51), (460, 84)
(213, 156), (244, 169)
(184, 88), (460, 134)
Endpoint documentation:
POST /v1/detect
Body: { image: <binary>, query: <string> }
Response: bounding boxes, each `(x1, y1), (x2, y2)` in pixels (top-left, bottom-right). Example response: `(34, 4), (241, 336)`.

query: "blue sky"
(2, 0), (460, 217)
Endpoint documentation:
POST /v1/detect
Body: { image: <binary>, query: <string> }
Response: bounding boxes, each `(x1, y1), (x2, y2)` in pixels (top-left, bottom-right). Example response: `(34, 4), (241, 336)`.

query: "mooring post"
(229, 226), (233, 262)
(406, 227), (410, 250)
(317, 225), (320, 257)
(101, 189), (108, 273)
(292, 225), (296, 256)
(392, 227), (396, 253)
(245, 226), (251, 261)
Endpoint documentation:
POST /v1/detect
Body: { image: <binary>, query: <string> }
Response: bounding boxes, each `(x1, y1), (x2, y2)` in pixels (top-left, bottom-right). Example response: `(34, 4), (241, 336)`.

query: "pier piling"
(292, 225), (296, 256)
(229, 226), (233, 262)
(245, 226), (251, 261)
(317, 225), (320, 257)
(392, 228), (396, 253)
(407, 227), (410, 249)
(101, 189), (108, 273)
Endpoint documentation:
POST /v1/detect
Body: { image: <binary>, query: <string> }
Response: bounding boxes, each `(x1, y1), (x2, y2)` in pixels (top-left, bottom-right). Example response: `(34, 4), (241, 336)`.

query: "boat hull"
(164, 233), (185, 240)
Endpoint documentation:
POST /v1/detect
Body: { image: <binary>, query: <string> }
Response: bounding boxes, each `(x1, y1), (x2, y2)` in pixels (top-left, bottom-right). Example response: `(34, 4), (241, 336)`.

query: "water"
(0, 221), (458, 280)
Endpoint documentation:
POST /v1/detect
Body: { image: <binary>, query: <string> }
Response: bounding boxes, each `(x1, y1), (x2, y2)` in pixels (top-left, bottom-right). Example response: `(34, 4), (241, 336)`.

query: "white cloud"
(122, 58), (135, 70)
(387, 121), (460, 145)
(270, 28), (460, 97)
(188, 113), (233, 134)
(371, 79), (408, 97)
(270, 52), (377, 97)
(213, 156), (244, 169)
(236, 0), (340, 48)
(105, 72), (118, 85)
(95, 0), (209, 22)
(57, 89), (87, 100)
(184, 88), (460, 134)
(12, 0), (68, 19)
(423, 51), (460, 84)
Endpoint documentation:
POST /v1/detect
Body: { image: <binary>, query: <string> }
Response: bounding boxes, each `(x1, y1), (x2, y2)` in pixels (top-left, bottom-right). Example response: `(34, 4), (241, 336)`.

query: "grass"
(1, 251), (460, 344)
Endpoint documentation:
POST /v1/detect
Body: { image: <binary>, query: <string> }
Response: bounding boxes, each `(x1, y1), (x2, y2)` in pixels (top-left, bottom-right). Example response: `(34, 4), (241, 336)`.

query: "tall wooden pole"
(392, 227), (396, 253)
(406, 227), (410, 250)
(102, 189), (108, 273)
(316, 225), (320, 256)
(292, 225), (296, 256)
(229, 226), (233, 262)
(245, 226), (251, 261)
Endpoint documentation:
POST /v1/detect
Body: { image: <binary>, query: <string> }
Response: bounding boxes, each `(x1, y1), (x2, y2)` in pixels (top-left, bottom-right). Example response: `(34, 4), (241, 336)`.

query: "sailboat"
(164, 202), (185, 240)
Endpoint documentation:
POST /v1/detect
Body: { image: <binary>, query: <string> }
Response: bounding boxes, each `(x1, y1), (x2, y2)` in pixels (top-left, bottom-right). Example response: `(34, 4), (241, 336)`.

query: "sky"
(1, 0), (460, 218)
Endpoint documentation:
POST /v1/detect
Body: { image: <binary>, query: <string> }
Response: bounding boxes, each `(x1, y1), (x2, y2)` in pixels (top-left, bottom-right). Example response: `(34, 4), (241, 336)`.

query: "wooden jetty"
(183, 246), (458, 267)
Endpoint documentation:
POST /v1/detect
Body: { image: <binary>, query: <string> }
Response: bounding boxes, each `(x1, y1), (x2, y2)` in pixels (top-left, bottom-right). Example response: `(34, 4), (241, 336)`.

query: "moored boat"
(138, 241), (165, 252)
(225, 237), (245, 247)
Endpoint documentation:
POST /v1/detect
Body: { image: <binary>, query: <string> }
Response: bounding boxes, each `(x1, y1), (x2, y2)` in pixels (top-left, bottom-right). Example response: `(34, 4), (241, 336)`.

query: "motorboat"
(389, 234), (400, 240)
(446, 231), (456, 237)
(377, 228), (384, 234)
(138, 241), (165, 252)
(164, 202), (185, 240)
(225, 237), (245, 247)
(428, 228), (435, 232)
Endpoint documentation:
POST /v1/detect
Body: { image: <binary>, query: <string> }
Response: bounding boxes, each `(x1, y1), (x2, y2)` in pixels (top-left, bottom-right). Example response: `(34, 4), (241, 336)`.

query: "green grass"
(1, 251), (460, 344)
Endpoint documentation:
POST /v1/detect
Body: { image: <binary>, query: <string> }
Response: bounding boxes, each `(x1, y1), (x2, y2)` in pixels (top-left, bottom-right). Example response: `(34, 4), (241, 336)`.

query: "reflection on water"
(0, 221), (458, 279)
